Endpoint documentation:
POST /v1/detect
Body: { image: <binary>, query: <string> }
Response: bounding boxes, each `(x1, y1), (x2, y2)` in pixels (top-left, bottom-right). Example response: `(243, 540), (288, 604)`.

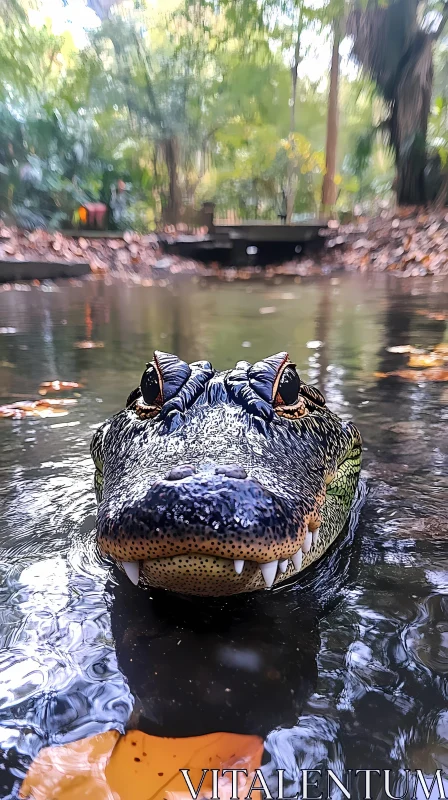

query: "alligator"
(91, 351), (362, 596)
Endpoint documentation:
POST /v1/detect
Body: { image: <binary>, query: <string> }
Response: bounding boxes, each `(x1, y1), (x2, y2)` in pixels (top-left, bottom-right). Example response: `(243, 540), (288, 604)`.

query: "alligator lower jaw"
(117, 530), (322, 596)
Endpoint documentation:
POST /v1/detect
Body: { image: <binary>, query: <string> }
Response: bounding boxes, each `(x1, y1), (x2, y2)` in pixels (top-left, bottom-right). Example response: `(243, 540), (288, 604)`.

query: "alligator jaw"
(117, 524), (321, 595)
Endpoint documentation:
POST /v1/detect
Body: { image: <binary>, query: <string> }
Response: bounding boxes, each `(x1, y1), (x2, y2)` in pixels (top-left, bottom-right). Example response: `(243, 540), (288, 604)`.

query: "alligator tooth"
(260, 560), (278, 588)
(121, 561), (139, 585)
(234, 559), (245, 575)
(302, 530), (312, 554)
(278, 559), (289, 574)
(312, 527), (320, 545)
(291, 550), (303, 571)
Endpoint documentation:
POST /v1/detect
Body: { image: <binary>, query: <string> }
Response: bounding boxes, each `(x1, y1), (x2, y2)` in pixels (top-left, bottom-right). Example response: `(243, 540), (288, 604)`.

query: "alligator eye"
(275, 365), (301, 406)
(140, 365), (162, 406)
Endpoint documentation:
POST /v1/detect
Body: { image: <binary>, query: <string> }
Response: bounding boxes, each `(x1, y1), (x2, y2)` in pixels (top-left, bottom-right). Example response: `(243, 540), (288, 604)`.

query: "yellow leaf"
(408, 353), (445, 368)
(20, 730), (120, 800)
(20, 730), (264, 800)
(107, 729), (263, 800)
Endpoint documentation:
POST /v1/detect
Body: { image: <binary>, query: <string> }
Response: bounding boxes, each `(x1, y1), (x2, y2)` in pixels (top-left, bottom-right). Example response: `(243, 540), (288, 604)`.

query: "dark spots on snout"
(97, 472), (301, 564)
(166, 464), (196, 480)
(215, 465), (248, 479)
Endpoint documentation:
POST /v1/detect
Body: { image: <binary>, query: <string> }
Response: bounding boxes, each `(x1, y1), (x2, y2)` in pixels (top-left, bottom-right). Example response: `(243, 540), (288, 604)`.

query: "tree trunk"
(162, 137), (182, 225)
(321, 21), (341, 210)
(285, 9), (303, 224)
(391, 32), (433, 205)
(347, 0), (448, 208)
(289, 16), (302, 133)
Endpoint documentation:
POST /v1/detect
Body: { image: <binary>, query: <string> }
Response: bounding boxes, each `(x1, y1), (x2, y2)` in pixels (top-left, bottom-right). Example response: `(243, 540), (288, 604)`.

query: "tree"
(348, 0), (448, 205)
(321, 18), (342, 209)
(284, 0), (307, 222)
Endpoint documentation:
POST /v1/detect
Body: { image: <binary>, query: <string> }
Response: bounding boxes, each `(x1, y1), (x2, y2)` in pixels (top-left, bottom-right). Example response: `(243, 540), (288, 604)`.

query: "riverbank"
(1, 207), (447, 283)
(321, 207), (448, 277)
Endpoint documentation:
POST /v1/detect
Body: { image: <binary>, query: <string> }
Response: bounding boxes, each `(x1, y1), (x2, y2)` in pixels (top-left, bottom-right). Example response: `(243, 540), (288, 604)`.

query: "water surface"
(0, 274), (447, 798)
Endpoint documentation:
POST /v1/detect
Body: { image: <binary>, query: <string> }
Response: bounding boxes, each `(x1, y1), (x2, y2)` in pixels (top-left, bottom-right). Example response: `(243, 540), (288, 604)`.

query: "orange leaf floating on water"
(375, 368), (448, 382)
(0, 399), (77, 419)
(107, 729), (263, 800)
(20, 730), (119, 800)
(407, 353), (445, 368)
(20, 729), (263, 800)
(38, 380), (82, 396)
(74, 341), (104, 349)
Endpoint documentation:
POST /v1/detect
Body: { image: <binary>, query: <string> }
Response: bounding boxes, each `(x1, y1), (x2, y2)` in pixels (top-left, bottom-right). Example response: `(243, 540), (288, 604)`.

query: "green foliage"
(4, 0), (447, 229)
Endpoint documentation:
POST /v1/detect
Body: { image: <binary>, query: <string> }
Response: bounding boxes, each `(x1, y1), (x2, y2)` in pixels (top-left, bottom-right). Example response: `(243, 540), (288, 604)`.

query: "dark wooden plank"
(0, 260), (90, 282)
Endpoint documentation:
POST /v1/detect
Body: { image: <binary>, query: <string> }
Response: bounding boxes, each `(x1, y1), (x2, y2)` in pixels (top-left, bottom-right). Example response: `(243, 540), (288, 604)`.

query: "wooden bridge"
(159, 204), (328, 265)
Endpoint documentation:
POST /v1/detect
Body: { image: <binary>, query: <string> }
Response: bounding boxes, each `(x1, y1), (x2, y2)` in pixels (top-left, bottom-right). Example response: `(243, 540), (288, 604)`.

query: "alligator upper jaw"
(116, 520), (321, 593)
(97, 471), (325, 594)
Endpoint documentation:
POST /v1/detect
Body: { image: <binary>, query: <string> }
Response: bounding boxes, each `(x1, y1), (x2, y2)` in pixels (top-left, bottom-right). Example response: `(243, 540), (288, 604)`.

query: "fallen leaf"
(259, 307), (276, 314)
(38, 380), (82, 396)
(407, 353), (445, 368)
(19, 730), (119, 800)
(386, 345), (423, 354)
(375, 368), (448, 382)
(74, 341), (104, 349)
(107, 729), (263, 800)
(20, 729), (263, 800)
(0, 398), (76, 419)
(90, 256), (109, 273)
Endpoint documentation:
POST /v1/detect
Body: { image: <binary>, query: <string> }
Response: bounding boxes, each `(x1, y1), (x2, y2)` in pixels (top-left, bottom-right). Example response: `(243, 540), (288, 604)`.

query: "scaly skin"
(91, 351), (362, 596)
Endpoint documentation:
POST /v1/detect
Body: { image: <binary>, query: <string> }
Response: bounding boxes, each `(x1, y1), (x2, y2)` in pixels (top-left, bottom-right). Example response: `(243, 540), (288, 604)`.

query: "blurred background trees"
(0, 0), (447, 230)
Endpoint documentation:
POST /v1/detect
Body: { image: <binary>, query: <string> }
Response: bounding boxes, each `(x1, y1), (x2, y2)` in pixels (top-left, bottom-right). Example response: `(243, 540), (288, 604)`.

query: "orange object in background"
(78, 206), (88, 224)
(78, 203), (107, 229)
(20, 729), (264, 800)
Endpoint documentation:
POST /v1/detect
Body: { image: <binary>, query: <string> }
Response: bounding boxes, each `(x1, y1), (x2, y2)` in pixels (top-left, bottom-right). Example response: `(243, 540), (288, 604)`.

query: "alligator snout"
(96, 463), (320, 594)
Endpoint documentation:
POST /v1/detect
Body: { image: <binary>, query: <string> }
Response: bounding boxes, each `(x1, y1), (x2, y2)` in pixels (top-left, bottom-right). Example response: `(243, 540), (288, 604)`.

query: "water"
(0, 273), (447, 798)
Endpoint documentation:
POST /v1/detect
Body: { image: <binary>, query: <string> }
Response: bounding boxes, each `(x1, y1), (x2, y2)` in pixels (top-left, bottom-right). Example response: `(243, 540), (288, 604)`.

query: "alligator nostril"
(215, 465), (248, 479)
(166, 465), (196, 481)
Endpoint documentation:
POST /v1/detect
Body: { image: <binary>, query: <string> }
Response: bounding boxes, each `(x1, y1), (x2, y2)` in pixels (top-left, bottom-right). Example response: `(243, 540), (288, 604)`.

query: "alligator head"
(91, 351), (362, 596)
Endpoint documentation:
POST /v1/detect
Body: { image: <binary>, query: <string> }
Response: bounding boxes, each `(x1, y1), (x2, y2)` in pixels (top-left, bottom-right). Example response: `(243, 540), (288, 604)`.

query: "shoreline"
(1, 207), (448, 285)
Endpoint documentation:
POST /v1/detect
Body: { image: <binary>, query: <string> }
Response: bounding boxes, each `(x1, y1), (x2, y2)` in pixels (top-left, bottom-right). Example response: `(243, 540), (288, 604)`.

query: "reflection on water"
(0, 274), (447, 797)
